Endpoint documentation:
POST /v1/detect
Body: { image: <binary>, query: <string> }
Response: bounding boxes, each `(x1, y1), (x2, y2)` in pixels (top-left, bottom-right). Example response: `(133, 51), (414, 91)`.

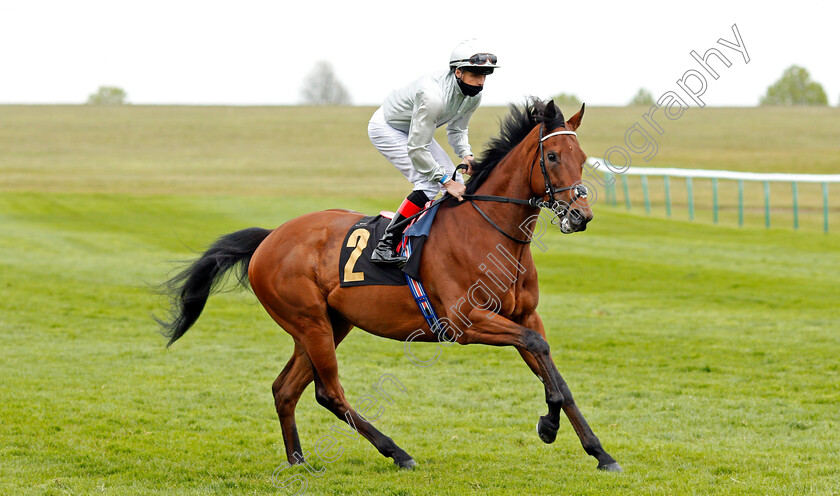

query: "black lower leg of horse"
(310, 364), (415, 469)
(273, 317), (353, 465)
(517, 343), (620, 471)
(556, 375), (621, 471)
(272, 346), (312, 464)
(519, 330), (566, 443)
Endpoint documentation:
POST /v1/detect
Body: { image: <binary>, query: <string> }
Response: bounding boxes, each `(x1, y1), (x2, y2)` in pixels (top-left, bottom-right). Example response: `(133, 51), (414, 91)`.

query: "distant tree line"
(87, 86), (128, 105)
(553, 64), (834, 108)
(300, 61), (352, 105)
(760, 65), (828, 106)
(629, 88), (654, 106)
(621, 65), (831, 108)
(86, 64), (834, 108)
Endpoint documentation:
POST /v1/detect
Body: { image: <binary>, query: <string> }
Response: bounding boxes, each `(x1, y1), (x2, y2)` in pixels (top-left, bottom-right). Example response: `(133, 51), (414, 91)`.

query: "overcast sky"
(2, 0), (839, 107)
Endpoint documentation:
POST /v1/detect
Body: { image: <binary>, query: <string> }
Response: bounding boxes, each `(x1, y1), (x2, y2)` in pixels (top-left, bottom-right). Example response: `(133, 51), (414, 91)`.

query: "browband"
(540, 130), (577, 142)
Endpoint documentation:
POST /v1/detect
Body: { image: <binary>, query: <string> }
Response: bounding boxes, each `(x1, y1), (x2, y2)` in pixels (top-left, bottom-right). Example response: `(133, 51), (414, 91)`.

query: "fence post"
(621, 174), (631, 210)
(738, 180), (744, 227)
(601, 172), (611, 205)
(792, 181), (799, 230)
(612, 173), (618, 206)
(712, 177), (719, 224)
(686, 177), (694, 221)
(763, 180), (771, 229)
(663, 176), (671, 217)
(641, 176), (651, 215)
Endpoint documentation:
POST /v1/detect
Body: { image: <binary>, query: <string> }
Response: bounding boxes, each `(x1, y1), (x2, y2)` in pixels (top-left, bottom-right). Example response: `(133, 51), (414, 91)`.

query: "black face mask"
(456, 76), (483, 97)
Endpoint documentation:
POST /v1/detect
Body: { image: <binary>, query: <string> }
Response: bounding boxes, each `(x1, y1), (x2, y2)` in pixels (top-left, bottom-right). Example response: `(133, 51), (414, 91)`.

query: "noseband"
(534, 124), (589, 220)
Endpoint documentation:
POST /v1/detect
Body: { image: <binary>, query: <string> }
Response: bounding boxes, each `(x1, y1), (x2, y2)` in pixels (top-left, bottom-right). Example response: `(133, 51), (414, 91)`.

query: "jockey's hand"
(461, 155), (476, 176)
(443, 179), (466, 202)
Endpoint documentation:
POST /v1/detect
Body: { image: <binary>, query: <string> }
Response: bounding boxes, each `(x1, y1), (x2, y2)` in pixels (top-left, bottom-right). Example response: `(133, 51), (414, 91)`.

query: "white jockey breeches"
(368, 107), (463, 199)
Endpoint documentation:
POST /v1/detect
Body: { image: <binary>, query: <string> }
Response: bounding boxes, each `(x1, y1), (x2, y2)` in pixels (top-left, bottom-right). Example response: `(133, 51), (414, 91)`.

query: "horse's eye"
(547, 152), (557, 162)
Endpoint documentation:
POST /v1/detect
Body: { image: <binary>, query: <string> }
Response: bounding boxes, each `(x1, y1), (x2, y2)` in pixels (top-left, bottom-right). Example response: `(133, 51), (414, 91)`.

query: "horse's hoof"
(598, 462), (623, 472)
(395, 458), (416, 470)
(536, 417), (558, 444)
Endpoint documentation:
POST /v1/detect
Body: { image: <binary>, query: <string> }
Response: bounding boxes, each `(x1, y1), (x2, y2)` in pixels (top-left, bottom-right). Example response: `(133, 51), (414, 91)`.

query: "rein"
(387, 125), (587, 243)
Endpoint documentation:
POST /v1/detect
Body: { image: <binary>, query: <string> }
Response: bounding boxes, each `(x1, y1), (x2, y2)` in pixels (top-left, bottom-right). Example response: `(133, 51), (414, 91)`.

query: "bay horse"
(157, 98), (621, 472)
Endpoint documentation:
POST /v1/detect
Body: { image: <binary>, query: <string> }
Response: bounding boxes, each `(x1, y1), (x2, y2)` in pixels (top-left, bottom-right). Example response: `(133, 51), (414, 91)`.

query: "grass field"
(1, 105), (839, 495)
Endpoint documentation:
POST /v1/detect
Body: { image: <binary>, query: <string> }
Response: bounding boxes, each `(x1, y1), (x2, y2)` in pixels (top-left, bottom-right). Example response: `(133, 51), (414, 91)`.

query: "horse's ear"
(544, 100), (558, 120)
(567, 103), (585, 131)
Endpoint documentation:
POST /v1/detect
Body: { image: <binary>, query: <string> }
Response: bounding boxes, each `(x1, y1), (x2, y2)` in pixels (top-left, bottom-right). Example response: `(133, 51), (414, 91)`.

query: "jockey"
(368, 39), (499, 264)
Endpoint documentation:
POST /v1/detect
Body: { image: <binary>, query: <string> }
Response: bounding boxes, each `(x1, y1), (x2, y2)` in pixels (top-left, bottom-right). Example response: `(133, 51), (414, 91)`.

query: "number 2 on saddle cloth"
(338, 204), (442, 331)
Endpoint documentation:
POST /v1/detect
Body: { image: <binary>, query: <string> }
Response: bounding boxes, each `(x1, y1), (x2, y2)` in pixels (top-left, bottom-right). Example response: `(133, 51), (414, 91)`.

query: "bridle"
(387, 123), (591, 244)
(463, 123), (589, 243)
(536, 125), (588, 211)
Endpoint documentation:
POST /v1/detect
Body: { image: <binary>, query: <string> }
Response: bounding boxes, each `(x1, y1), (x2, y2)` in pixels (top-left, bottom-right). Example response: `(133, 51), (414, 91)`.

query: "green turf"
(589, 105), (840, 174)
(1, 106), (839, 495)
(3, 105), (839, 196)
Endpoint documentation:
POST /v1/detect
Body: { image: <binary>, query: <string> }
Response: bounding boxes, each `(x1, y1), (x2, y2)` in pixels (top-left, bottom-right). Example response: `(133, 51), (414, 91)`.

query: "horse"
(157, 98), (622, 472)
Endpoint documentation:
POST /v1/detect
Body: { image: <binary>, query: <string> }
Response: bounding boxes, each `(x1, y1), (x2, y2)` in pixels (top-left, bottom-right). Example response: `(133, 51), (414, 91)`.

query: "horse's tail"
(156, 227), (272, 347)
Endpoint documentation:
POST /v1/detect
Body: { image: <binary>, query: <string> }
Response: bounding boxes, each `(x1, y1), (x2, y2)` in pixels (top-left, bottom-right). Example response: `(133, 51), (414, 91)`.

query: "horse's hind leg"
(256, 267), (411, 468)
(272, 311), (354, 465)
(272, 341), (312, 465)
(302, 325), (415, 469)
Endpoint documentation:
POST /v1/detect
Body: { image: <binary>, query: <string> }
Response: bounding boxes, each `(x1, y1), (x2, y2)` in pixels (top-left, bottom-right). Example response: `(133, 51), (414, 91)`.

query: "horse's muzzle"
(561, 208), (592, 233)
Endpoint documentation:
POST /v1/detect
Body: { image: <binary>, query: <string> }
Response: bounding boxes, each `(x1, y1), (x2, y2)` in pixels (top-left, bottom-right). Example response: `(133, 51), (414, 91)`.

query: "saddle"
(338, 204), (439, 288)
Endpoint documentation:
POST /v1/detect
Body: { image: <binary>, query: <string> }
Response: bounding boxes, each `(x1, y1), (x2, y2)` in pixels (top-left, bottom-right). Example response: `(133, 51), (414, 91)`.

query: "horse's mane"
(465, 98), (565, 195)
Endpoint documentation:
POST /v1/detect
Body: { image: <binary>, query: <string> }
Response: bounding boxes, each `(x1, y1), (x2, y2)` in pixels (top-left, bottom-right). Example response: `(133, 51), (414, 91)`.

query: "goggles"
(452, 53), (498, 65)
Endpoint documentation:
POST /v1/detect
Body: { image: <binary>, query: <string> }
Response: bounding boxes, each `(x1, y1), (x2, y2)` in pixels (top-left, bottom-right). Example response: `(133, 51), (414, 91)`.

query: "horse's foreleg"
(464, 310), (620, 471)
(516, 347), (620, 471)
(462, 309), (566, 415)
(517, 312), (620, 471)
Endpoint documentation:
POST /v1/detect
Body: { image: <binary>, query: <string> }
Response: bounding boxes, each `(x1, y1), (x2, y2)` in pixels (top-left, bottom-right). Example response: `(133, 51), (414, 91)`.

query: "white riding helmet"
(449, 39), (499, 75)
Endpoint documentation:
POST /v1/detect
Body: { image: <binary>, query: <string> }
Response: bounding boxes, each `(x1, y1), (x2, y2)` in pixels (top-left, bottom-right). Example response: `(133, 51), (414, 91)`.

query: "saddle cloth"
(338, 204), (439, 287)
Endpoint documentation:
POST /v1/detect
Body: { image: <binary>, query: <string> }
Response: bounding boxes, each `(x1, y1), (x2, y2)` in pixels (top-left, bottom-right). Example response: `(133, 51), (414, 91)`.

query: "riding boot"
(370, 190), (429, 265)
(370, 212), (409, 265)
